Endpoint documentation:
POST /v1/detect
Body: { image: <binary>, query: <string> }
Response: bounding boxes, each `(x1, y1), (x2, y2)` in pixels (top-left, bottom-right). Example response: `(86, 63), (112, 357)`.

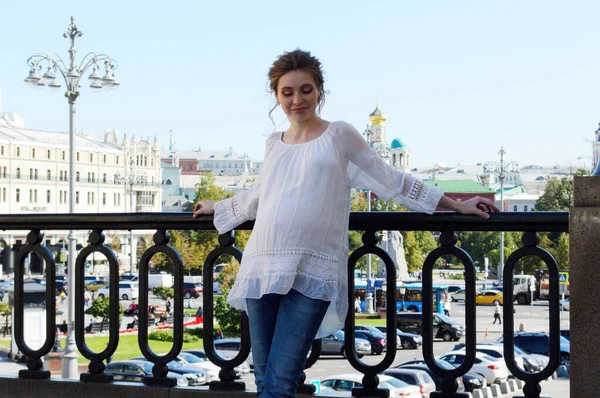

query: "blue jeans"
(246, 289), (330, 398)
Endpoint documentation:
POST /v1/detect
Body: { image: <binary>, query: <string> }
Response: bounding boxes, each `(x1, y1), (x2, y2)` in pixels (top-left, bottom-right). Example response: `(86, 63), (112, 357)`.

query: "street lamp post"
(24, 16), (119, 380)
(484, 147), (518, 283)
(399, 284), (406, 312)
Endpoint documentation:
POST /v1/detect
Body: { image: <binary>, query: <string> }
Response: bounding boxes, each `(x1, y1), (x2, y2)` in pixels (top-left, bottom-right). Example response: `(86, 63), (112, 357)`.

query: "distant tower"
(368, 104), (387, 144)
(593, 122), (600, 170)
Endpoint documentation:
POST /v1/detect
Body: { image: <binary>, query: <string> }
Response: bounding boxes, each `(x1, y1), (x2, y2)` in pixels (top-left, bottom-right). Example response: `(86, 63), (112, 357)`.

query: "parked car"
(395, 363), (466, 393)
(321, 373), (421, 397)
(173, 352), (219, 382)
(213, 338), (254, 368)
(395, 360), (478, 392)
(132, 357), (207, 385)
(381, 368), (436, 397)
(450, 342), (524, 374)
(560, 329), (570, 341)
(396, 312), (464, 341)
(176, 282), (203, 299)
(374, 326), (422, 349)
(354, 330), (386, 355)
(497, 332), (570, 366)
(97, 282), (139, 300)
(84, 275), (105, 284)
(320, 330), (370, 358)
(85, 280), (107, 292)
(439, 351), (509, 385)
(183, 349), (251, 378)
(446, 285), (462, 294)
(475, 290), (504, 306)
(104, 360), (188, 386)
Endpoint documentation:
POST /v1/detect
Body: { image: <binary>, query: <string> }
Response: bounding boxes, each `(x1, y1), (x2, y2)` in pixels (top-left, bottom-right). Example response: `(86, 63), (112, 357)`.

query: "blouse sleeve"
(213, 133), (278, 234)
(338, 122), (444, 214)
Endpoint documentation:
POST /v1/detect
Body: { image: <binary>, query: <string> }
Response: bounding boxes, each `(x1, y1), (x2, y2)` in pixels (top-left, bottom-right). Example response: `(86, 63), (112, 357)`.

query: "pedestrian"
(215, 328), (224, 340)
(59, 289), (67, 305)
(165, 298), (172, 314)
(192, 49), (499, 397)
(91, 291), (97, 301)
(195, 306), (203, 324)
(444, 298), (451, 317)
(354, 297), (361, 313)
(493, 302), (502, 324)
(84, 290), (91, 309)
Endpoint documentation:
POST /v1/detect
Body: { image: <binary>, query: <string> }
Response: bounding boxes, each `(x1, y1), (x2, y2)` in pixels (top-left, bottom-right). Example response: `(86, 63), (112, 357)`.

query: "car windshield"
(167, 361), (182, 368)
(334, 330), (344, 339)
(140, 362), (154, 373)
(513, 345), (529, 355)
(436, 314), (454, 324)
(180, 353), (204, 363)
(560, 335), (570, 345)
(381, 378), (409, 388)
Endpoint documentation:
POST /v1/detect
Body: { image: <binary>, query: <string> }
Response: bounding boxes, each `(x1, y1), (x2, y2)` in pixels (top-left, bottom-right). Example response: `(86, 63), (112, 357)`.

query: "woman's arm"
(438, 195), (499, 219)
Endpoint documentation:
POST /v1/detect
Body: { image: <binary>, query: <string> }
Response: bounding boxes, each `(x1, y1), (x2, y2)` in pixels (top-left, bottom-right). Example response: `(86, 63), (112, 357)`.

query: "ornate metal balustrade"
(6, 211), (567, 398)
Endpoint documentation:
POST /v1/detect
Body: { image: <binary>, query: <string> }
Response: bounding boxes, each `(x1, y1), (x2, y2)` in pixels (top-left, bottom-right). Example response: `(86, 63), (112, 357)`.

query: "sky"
(0, 1), (599, 169)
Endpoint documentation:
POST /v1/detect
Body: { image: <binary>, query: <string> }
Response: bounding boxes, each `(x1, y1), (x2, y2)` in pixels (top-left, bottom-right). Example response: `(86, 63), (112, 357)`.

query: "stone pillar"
(571, 176), (600, 396)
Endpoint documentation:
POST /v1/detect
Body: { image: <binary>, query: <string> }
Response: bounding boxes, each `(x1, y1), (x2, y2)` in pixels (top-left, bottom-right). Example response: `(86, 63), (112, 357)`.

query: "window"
(103, 173), (107, 183)
(30, 169), (33, 180)
(2, 188), (5, 202)
(34, 169), (38, 180)
(76, 172), (80, 182)
(92, 173), (95, 183)
(15, 189), (20, 202)
(513, 205), (518, 212)
(0, 146), (3, 155)
(47, 149), (51, 159)
(32, 148), (36, 158)
(102, 192), (106, 205)
(16, 168), (20, 179)
(118, 193), (121, 206)
(116, 156), (119, 165)
(87, 192), (90, 204)
(103, 154), (107, 164)
(89, 153), (93, 162)
(16, 147), (20, 157)
(62, 151), (66, 160)
(47, 170), (51, 180)
(91, 192), (94, 205)
(87, 172), (90, 182)
(47, 190), (51, 203)
(524, 205), (528, 211)
(113, 193), (116, 205)
(65, 171), (67, 181)
(59, 171), (63, 181)
(76, 191), (79, 204)
(2, 167), (5, 178)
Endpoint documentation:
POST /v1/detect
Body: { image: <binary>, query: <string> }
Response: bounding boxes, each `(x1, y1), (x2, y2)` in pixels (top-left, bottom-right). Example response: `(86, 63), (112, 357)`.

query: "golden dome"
(369, 104), (387, 125)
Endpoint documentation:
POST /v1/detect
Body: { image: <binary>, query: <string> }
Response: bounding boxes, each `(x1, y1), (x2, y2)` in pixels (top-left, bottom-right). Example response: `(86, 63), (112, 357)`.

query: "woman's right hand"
(192, 200), (216, 218)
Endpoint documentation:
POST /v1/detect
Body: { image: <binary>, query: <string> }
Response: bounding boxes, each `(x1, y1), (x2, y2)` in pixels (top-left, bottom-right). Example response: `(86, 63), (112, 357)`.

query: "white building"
(0, 104), (162, 275)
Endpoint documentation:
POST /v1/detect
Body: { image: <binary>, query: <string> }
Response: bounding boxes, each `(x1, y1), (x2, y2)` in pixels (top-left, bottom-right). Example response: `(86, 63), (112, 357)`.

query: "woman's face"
(275, 69), (320, 123)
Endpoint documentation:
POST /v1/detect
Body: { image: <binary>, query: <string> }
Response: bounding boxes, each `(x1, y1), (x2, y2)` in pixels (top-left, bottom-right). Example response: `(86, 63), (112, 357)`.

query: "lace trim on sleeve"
(213, 197), (244, 234)
(391, 178), (444, 214)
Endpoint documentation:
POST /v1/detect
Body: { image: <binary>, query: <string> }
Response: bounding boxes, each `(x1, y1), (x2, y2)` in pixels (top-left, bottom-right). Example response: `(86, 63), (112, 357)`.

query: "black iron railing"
(7, 211), (568, 398)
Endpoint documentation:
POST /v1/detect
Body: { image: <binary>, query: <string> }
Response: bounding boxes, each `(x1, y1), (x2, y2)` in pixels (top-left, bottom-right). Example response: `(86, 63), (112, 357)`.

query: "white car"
(453, 342), (525, 374)
(97, 281), (138, 300)
(439, 351), (509, 385)
(175, 352), (220, 382)
(560, 297), (570, 311)
(321, 373), (421, 397)
(450, 288), (480, 302)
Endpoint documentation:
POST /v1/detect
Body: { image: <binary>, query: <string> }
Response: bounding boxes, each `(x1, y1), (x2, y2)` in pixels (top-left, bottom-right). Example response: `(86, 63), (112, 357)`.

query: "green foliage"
(0, 302), (11, 317)
(152, 286), (174, 300)
(214, 263), (242, 336)
(402, 230), (438, 272)
(535, 176), (574, 212)
(86, 297), (124, 322)
(148, 329), (199, 343)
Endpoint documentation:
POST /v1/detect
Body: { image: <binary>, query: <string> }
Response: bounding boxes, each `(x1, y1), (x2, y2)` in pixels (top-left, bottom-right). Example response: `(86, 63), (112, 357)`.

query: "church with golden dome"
(366, 104), (411, 173)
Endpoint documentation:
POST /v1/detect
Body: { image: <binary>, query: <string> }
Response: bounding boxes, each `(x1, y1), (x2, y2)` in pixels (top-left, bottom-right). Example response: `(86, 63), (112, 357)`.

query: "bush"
(153, 286), (174, 300)
(148, 329), (199, 343)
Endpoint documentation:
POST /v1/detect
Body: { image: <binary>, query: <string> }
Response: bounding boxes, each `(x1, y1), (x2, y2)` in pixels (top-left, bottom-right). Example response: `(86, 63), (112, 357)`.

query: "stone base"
(352, 387), (390, 397)
(209, 380), (246, 391)
(18, 369), (51, 379)
(80, 372), (114, 383)
(143, 376), (177, 387)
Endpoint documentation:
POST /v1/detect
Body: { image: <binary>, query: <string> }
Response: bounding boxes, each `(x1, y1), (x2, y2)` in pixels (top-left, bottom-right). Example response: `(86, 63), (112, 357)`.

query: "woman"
(193, 49), (498, 397)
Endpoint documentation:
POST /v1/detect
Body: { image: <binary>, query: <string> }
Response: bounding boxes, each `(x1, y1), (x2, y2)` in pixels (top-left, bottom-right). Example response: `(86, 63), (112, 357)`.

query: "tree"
(87, 297), (124, 328)
(213, 262), (241, 335)
(535, 168), (588, 212)
(153, 286), (174, 300)
(0, 303), (11, 336)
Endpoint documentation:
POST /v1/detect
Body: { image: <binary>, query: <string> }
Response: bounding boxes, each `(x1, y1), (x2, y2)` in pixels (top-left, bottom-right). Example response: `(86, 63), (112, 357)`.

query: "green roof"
(423, 179), (494, 194)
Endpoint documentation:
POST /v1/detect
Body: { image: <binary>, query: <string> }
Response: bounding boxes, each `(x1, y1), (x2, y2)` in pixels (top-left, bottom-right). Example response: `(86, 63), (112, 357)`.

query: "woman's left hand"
(455, 196), (500, 219)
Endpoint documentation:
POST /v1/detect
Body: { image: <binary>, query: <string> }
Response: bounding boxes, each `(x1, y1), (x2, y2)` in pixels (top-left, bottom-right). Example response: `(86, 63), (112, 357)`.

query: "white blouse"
(213, 121), (443, 338)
